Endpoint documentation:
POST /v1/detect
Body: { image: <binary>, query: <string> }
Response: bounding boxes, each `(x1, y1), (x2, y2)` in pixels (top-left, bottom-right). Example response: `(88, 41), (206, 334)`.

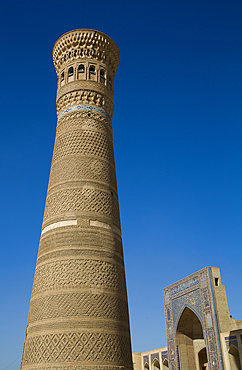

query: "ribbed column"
(20, 29), (133, 370)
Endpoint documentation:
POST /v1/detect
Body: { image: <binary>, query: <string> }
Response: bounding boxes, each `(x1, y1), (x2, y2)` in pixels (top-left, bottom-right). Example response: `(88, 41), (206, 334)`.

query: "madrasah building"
(133, 267), (242, 370)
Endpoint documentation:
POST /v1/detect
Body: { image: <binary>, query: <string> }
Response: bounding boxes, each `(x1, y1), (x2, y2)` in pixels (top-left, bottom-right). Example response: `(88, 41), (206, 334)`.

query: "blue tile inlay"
(161, 351), (168, 363)
(164, 268), (226, 370)
(172, 289), (203, 330)
(143, 355), (149, 365)
(58, 105), (111, 120)
(225, 336), (236, 340)
(176, 346), (180, 370)
(208, 268), (224, 370)
(170, 276), (199, 296)
(225, 336), (238, 349)
(151, 353), (159, 363)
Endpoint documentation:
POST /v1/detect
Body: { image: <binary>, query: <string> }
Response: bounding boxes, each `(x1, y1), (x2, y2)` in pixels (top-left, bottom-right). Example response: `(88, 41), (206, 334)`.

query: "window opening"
(78, 64), (85, 73)
(215, 278), (219, 286)
(61, 72), (64, 82)
(89, 66), (96, 75)
(68, 67), (73, 77)
(100, 69), (106, 83)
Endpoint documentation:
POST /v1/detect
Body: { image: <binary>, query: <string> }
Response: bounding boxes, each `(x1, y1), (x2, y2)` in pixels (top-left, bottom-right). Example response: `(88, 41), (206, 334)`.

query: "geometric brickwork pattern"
(20, 29), (133, 370)
(21, 333), (132, 365)
(57, 110), (112, 132)
(29, 293), (129, 322)
(163, 267), (224, 370)
(32, 259), (126, 294)
(48, 155), (117, 190)
(43, 187), (120, 223)
(52, 129), (114, 162)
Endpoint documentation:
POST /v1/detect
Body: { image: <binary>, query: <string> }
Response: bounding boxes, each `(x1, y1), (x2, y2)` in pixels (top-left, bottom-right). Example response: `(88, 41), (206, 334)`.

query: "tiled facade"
(132, 347), (169, 370)
(133, 267), (242, 370)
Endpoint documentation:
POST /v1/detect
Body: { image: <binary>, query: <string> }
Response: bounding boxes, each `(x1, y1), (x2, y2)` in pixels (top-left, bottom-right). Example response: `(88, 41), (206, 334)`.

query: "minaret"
(20, 29), (133, 370)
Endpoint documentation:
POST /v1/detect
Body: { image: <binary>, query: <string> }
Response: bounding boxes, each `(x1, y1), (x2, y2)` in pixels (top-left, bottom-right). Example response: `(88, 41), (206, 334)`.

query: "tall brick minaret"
(20, 29), (133, 370)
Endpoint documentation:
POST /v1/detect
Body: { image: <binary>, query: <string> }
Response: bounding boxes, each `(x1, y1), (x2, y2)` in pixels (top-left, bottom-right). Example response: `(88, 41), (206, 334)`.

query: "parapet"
(52, 29), (120, 76)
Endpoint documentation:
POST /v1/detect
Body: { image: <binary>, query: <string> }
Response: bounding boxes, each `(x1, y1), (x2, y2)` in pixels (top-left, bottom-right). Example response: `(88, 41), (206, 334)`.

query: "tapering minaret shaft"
(21, 29), (133, 370)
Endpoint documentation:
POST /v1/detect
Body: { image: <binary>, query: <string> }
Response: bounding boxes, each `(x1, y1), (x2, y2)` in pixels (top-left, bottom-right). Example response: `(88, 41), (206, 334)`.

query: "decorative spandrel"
(163, 267), (224, 370)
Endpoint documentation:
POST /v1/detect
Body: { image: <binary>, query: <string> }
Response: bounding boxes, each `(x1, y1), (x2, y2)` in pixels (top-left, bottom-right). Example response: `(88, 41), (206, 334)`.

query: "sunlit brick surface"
(20, 29), (133, 370)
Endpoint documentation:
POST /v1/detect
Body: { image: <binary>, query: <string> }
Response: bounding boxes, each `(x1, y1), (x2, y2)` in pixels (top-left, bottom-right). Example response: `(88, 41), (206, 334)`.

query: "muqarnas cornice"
(56, 90), (114, 118)
(52, 29), (120, 76)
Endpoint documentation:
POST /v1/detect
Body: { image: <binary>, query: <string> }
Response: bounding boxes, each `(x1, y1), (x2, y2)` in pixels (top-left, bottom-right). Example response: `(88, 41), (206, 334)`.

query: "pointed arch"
(151, 358), (160, 370)
(67, 66), (74, 82)
(176, 306), (207, 370)
(175, 303), (203, 331)
(228, 345), (241, 370)
(163, 358), (169, 370)
(198, 347), (208, 370)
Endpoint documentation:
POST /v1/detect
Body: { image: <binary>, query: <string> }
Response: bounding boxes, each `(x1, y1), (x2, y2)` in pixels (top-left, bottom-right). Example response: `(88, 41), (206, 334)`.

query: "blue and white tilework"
(143, 355), (149, 366)
(225, 336), (238, 349)
(161, 350), (168, 363)
(58, 105), (111, 120)
(151, 353), (159, 363)
(172, 288), (203, 329)
(163, 267), (224, 370)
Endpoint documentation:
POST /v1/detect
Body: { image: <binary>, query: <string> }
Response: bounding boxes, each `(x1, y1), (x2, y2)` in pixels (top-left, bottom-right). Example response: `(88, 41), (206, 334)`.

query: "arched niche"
(78, 64), (85, 80)
(144, 362), (149, 369)
(151, 358), (160, 370)
(176, 306), (207, 370)
(228, 345), (241, 370)
(68, 66), (74, 82)
(100, 69), (106, 84)
(198, 347), (208, 370)
(163, 358), (169, 370)
(60, 71), (65, 87)
(89, 65), (96, 81)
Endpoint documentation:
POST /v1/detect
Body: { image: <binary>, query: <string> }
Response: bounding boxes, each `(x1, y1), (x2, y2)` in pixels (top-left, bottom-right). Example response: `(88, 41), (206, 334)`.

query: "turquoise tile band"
(58, 105), (111, 120)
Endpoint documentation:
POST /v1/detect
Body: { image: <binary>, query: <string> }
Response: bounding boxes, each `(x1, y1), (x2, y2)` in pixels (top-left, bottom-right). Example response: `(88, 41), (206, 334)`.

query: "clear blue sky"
(1, 0), (242, 368)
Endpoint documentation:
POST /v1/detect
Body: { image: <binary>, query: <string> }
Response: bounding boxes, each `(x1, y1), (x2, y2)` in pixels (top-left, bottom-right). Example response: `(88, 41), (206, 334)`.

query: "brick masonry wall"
(20, 29), (133, 370)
